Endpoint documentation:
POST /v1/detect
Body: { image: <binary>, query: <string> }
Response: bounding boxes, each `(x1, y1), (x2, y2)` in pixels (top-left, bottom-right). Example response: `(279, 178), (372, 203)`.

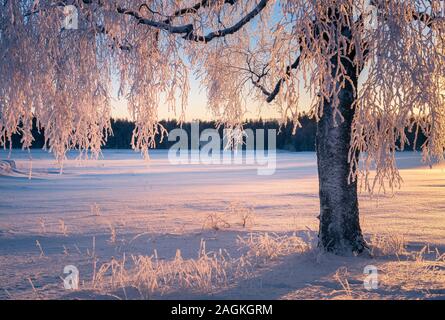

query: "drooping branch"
(411, 9), (443, 28)
(184, 0), (269, 42)
(266, 56), (301, 103)
(246, 55), (271, 97)
(248, 55), (302, 103)
(370, 0), (444, 28)
(164, 0), (238, 24)
(117, 0), (269, 43)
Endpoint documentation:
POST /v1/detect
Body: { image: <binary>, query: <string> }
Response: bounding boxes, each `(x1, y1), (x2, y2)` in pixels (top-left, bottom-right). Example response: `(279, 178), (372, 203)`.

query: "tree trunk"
(316, 82), (367, 255)
(314, 9), (369, 255)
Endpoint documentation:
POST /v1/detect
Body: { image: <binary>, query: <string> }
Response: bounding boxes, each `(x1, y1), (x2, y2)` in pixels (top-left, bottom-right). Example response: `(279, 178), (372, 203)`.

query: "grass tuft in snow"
(237, 232), (312, 264)
(370, 232), (406, 257)
(227, 202), (256, 228)
(91, 203), (101, 216)
(202, 212), (231, 231)
(87, 232), (313, 298)
(332, 267), (353, 298)
(91, 239), (251, 298)
(108, 224), (117, 244)
(59, 219), (68, 236)
(35, 240), (44, 257)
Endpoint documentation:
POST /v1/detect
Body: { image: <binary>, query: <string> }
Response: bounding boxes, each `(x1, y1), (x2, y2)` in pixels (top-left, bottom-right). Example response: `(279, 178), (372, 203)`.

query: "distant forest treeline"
(8, 116), (426, 151)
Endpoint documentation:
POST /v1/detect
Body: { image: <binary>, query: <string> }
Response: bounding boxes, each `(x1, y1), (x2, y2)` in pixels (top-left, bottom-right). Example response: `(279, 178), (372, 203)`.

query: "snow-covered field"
(0, 150), (444, 300)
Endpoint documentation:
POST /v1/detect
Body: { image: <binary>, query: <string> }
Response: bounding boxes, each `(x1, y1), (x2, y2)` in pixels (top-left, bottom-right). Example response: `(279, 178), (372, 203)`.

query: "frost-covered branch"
(164, 0), (238, 23)
(117, 0), (269, 42)
(248, 55), (301, 103)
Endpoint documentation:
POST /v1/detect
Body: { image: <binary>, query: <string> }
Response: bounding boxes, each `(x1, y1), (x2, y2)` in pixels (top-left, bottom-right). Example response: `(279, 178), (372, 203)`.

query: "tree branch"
(266, 56), (301, 103)
(117, 0), (269, 43)
(184, 0), (268, 42)
(411, 10), (436, 28)
(248, 55), (301, 103)
(116, 7), (195, 35)
(370, 0), (444, 29)
(164, 0), (238, 24)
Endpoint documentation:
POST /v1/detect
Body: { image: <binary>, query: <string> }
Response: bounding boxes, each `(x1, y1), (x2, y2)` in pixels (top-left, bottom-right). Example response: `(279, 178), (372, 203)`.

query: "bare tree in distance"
(0, 0), (444, 254)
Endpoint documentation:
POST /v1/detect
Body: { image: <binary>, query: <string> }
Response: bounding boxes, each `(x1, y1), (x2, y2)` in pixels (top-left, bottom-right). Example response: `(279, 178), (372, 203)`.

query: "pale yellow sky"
(110, 78), (312, 121)
(110, 85), (284, 121)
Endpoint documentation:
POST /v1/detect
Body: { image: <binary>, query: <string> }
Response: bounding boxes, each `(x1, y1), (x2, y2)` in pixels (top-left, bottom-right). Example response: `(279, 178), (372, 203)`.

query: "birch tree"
(1, 0), (444, 254)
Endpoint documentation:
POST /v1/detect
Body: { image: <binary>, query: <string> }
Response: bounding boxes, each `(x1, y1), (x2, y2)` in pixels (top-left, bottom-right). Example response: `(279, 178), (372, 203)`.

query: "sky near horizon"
(110, 77), (285, 121)
(110, 73), (317, 121)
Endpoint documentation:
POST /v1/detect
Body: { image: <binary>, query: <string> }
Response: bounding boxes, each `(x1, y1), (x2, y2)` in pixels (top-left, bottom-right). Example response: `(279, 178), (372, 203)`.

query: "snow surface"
(0, 150), (444, 299)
